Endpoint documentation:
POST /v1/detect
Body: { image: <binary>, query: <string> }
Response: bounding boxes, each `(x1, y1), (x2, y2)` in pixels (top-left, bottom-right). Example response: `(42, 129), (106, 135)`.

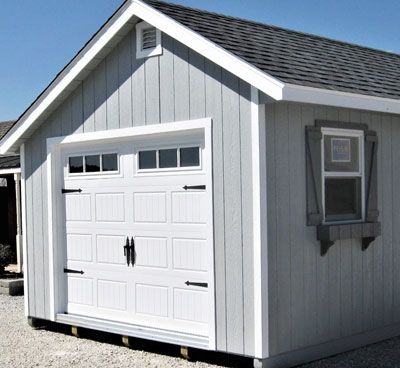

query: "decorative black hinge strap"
(62, 188), (82, 194)
(64, 268), (84, 274)
(185, 281), (208, 288)
(182, 185), (206, 190)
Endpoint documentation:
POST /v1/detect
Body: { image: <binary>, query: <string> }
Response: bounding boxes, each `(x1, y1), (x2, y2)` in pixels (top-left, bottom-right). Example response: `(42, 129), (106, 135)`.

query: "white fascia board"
(283, 83), (400, 114)
(0, 1), (137, 155)
(0, 168), (21, 175)
(131, 0), (284, 100)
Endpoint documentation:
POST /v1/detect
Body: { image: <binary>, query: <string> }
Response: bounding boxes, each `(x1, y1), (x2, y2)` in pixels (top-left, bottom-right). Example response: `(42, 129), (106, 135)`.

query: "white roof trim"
(282, 83), (400, 114)
(2, 0), (400, 154)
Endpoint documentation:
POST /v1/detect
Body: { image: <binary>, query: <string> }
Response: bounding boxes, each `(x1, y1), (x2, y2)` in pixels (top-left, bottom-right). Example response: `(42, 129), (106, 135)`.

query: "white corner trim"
(47, 142), (55, 321)
(20, 144), (29, 316)
(251, 87), (268, 358)
(131, 0), (284, 100)
(135, 21), (162, 58)
(283, 83), (400, 114)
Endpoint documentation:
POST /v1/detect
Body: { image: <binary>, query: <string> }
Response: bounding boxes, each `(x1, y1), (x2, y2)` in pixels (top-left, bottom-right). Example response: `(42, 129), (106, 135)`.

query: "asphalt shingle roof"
(0, 121), (15, 141)
(0, 121), (19, 169)
(0, 155), (20, 170)
(144, 0), (400, 100)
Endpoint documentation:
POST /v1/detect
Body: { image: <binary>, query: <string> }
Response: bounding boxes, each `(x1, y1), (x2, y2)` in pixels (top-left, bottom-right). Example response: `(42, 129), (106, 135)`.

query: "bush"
(0, 244), (13, 275)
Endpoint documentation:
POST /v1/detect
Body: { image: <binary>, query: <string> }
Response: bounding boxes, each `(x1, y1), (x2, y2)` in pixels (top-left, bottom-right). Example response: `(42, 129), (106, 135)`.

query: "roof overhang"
(282, 83), (400, 114)
(2, 0), (400, 154)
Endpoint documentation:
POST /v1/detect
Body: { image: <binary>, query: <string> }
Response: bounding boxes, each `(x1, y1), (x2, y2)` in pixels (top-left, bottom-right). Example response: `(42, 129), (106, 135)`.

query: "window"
(136, 21), (162, 59)
(102, 153), (118, 172)
(69, 156), (83, 173)
(305, 120), (380, 255)
(68, 153), (118, 175)
(138, 146), (200, 171)
(322, 129), (364, 223)
(138, 150), (157, 169)
(159, 149), (178, 168)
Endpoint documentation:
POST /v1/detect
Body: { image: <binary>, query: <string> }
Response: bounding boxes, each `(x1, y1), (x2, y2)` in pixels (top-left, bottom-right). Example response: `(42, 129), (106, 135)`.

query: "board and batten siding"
(23, 30), (254, 355)
(265, 101), (400, 356)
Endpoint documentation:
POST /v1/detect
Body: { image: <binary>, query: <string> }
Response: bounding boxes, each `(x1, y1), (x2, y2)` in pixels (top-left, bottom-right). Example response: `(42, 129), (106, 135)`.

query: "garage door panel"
(135, 284), (169, 317)
(171, 192), (207, 224)
(172, 238), (207, 272)
(67, 277), (94, 306)
(133, 192), (167, 223)
(96, 235), (126, 265)
(66, 194), (92, 221)
(134, 236), (168, 268)
(67, 234), (93, 262)
(173, 288), (208, 324)
(97, 279), (127, 311)
(95, 193), (125, 222)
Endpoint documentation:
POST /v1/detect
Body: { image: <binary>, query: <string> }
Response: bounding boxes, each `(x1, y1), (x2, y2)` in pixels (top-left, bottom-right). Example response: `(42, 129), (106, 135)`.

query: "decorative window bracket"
(317, 222), (381, 256)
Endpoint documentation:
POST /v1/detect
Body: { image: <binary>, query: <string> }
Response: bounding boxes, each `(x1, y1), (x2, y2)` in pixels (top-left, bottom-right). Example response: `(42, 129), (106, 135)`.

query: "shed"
(1, 1), (400, 367)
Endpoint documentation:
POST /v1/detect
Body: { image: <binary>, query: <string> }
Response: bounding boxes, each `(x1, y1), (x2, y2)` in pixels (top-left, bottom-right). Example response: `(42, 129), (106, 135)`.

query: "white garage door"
(60, 132), (213, 339)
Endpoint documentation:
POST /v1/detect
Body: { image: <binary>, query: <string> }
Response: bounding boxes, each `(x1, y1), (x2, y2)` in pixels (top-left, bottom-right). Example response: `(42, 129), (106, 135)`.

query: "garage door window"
(68, 153), (118, 175)
(138, 146), (200, 171)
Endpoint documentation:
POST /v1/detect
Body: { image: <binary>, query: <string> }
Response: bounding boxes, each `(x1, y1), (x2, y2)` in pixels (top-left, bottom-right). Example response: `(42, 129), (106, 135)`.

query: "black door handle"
(124, 237), (130, 266)
(130, 237), (135, 266)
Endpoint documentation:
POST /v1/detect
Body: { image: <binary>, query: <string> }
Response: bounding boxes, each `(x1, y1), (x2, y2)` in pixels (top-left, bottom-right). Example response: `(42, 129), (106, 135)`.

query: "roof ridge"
(144, 0), (400, 59)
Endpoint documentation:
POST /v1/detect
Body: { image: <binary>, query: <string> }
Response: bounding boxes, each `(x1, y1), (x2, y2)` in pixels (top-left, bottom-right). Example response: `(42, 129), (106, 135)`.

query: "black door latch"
(124, 237), (131, 266)
(124, 237), (136, 267)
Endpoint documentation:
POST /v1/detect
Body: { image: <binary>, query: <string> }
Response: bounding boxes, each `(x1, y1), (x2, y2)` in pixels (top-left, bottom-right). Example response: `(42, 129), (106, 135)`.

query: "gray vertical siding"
(266, 101), (400, 356)
(23, 30), (254, 355)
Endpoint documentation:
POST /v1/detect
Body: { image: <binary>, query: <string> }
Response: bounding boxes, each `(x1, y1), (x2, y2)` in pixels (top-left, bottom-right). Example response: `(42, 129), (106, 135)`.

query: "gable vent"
(142, 27), (157, 50)
(136, 22), (162, 59)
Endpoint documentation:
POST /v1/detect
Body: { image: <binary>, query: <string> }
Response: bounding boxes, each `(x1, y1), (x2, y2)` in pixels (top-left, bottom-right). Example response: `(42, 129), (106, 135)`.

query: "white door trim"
(47, 118), (216, 350)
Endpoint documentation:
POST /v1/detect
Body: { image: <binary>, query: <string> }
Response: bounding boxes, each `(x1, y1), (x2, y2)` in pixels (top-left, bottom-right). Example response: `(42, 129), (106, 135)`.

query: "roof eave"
(282, 83), (400, 114)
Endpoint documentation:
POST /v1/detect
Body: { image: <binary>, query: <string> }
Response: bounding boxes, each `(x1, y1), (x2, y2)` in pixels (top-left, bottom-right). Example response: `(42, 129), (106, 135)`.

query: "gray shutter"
(306, 126), (323, 225)
(364, 130), (379, 222)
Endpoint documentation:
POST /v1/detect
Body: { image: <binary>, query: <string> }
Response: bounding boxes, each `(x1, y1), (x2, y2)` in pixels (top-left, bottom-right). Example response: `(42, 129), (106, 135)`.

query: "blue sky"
(1, 0), (399, 121)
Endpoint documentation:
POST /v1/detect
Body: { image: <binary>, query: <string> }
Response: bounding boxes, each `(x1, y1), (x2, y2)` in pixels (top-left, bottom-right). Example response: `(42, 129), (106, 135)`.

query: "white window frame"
(67, 152), (120, 177)
(136, 21), (162, 59)
(136, 145), (202, 173)
(321, 127), (365, 224)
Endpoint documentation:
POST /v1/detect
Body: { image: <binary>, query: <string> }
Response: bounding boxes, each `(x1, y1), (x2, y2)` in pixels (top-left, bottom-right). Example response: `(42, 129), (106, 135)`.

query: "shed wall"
(265, 101), (400, 356)
(23, 30), (255, 355)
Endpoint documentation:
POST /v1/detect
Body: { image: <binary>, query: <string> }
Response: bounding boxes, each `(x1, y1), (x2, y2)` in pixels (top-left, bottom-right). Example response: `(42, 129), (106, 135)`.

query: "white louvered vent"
(142, 27), (157, 50)
(136, 22), (162, 59)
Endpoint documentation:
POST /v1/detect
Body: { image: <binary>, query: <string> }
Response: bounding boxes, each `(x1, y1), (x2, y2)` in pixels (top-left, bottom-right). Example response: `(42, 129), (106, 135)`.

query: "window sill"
(317, 221), (381, 256)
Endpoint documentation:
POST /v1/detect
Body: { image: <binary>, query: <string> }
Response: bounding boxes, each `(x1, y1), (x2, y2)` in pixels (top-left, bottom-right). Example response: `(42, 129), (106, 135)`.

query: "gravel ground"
(0, 295), (244, 368)
(2, 294), (400, 367)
